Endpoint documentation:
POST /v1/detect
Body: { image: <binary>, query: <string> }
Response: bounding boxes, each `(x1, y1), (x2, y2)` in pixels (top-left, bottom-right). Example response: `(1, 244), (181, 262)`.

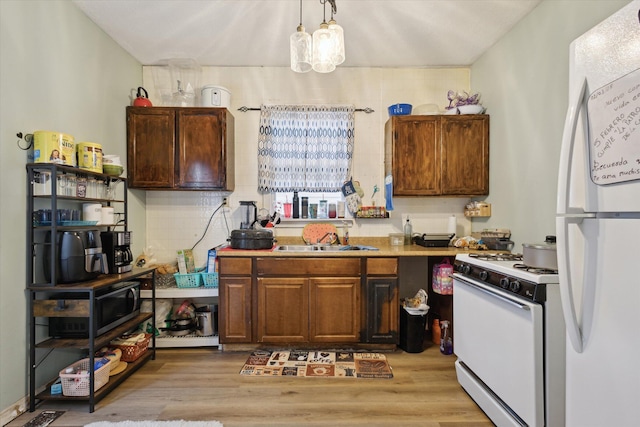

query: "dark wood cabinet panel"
(385, 115), (489, 196)
(385, 116), (440, 195)
(310, 278), (360, 342)
(126, 107), (234, 190)
(126, 108), (175, 188)
(219, 277), (252, 343)
(257, 278), (309, 343)
(441, 116), (489, 195)
(365, 277), (399, 343)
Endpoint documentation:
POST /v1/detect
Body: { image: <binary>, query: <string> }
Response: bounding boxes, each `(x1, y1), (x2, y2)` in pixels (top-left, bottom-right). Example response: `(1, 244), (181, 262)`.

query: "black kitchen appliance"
(48, 280), (141, 338)
(239, 201), (257, 229)
(44, 230), (108, 283)
(228, 229), (275, 249)
(413, 233), (454, 248)
(101, 231), (133, 273)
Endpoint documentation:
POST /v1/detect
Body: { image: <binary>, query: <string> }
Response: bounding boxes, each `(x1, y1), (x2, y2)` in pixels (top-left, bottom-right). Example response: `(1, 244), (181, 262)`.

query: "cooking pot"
(522, 235), (557, 270)
(133, 87), (152, 107)
(161, 317), (195, 336)
(228, 229), (275, 250)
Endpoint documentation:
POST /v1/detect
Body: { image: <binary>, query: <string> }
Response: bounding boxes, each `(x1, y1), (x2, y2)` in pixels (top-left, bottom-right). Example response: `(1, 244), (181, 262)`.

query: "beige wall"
(471, 0), (631, 250)
(0, 0), (141, 420)
(142, 67), (475, 265)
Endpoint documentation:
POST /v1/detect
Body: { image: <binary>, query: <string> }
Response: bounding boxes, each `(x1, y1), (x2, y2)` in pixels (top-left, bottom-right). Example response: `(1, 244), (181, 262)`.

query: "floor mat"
(22, 411), (65, 427)
(240, 350), (393, 378)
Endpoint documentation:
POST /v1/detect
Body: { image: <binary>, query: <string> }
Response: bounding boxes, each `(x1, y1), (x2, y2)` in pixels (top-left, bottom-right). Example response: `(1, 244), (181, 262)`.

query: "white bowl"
(457, 105), (485, 114)
(443, 108), (458, 115)
(413, 104), (440, 115)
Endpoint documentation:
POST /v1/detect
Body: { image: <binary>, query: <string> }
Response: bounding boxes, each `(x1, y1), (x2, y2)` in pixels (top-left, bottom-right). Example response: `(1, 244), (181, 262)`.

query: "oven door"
(453, 273), (544, 427)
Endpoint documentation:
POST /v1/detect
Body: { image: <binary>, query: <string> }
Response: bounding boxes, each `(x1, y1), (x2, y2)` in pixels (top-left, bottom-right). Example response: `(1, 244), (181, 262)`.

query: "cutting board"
(302, 223), (338, 244)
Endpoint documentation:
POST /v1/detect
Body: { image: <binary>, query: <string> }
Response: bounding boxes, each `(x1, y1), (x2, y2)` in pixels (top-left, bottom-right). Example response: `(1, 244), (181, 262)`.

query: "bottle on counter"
(292, 191), (300, 218)
(301, 197), (309, 219)
(432, 318), (441, 345)
(404, 217), (413, 245)
(440, 320), (453, 355)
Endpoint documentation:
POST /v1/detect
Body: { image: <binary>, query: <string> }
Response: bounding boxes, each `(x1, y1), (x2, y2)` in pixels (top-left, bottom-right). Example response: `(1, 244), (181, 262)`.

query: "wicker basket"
(174, 272), (202, 288)
(201, 272), (218, 288)
(59, 358), (111, 396)
(111, 333), (151, 362)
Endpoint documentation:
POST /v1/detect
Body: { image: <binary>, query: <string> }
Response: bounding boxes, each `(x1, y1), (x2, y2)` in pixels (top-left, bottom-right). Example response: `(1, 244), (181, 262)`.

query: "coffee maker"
(100, 231), (133, 274)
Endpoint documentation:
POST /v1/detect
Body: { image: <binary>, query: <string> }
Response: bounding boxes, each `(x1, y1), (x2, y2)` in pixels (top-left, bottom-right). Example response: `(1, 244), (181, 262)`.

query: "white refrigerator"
(556, 1), (640, 426)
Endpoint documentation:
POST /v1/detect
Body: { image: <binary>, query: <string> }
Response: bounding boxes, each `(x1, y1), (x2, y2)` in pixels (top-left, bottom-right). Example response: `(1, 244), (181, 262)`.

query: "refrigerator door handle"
(556, 216), (584, 353)
(557, 77), (588, 216)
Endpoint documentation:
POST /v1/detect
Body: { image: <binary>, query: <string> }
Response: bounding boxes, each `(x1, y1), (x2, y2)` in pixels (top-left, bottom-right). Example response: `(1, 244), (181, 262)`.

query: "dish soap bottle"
(404, 217), (412, 245)
(440, 320), (453, 355)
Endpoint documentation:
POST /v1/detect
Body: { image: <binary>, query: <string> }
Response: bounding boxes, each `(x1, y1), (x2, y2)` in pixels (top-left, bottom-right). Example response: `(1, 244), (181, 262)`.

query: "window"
(257, 104), (355, 193)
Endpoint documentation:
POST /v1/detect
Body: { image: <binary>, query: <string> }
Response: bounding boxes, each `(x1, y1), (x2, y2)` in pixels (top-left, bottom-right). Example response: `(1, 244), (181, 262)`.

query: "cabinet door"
(257, 278), (309, 343)
(385, 116), (440, 196)
(126, 107), (176, 188)
(440, 115), (489, 195)
(309, 277), (360, 342)
(219, 277), (252, 343)
(176, 109), (234, 190)
(365, 277), (399, 343)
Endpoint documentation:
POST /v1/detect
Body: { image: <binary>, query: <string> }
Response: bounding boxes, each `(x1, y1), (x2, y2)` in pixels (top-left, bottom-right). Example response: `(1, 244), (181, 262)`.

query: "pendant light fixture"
(290, 0), (313, 73)
(327, 2), (345, 65)
(290, 0), (345, 73)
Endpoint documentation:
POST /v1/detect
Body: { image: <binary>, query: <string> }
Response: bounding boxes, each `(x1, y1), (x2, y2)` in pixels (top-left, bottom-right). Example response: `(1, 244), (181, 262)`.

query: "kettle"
(133, 87), (152, 107)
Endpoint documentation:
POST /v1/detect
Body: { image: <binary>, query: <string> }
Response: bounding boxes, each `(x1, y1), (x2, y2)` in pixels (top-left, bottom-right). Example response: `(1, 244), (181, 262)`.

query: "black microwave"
(49, 281), (141, 338)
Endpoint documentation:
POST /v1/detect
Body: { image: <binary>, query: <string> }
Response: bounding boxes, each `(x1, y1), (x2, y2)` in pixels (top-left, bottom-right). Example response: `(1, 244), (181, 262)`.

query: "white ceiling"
(72, 0), (541, 68)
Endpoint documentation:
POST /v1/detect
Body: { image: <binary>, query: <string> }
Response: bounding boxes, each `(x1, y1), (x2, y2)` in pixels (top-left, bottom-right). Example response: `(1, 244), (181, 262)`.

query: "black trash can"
(399, 306), (428, 353)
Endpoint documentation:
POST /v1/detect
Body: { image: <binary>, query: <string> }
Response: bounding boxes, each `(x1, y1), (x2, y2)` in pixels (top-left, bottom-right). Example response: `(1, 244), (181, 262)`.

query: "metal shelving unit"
(26, 163), (156, 413)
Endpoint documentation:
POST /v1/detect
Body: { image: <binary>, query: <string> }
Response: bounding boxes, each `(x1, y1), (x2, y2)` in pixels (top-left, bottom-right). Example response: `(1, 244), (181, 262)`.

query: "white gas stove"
(453, 252), (565, 427)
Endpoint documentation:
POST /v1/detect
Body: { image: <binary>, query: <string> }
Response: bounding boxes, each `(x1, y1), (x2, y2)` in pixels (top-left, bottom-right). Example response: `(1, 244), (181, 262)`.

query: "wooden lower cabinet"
(257, 278), (309, 343)
(219, 257), (252, 343)
(256, 276), (360, 344)
(309, 277), (360, 342)
(365, 258), (399, 344)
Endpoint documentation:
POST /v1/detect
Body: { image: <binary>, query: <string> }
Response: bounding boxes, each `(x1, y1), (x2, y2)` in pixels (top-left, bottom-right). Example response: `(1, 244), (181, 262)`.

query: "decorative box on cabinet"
(384, 115), (489, 196)
(26, 163), (156, 413)
(126, 107), (235, 190)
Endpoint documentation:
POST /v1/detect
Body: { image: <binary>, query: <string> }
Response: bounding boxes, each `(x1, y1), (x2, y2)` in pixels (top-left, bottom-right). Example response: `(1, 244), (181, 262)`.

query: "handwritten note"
(588, 68), (640, 185)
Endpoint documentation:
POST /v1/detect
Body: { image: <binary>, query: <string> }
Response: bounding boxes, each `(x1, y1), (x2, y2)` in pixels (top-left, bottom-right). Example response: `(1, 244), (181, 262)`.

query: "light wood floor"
(8, 345), (492, 427)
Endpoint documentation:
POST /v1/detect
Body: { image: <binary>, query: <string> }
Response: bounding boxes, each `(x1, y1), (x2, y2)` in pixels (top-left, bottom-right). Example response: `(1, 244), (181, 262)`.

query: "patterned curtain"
(258, 104), (355, 192)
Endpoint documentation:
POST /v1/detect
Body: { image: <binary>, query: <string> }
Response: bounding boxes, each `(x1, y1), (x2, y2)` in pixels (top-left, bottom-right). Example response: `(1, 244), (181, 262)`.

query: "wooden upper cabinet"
(126, 107), (235, 190)
(385, 115), (489, 196)
(126, 107), (175, 188)
(440, 116), (489, 195)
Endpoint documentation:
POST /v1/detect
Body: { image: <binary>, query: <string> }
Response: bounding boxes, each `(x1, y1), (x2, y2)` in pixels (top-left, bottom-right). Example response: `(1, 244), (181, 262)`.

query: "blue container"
(388, 103), (413, 116)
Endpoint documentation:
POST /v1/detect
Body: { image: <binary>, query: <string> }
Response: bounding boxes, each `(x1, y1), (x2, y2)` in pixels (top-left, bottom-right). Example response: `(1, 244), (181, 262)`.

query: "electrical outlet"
(222, 197), (229, 207)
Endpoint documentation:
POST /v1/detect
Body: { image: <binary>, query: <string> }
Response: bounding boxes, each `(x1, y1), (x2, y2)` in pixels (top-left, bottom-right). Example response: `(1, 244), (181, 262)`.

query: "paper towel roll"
(101, 207), (114, 225)
(83, 203), (102, 223)
(447, 215), (457, 235)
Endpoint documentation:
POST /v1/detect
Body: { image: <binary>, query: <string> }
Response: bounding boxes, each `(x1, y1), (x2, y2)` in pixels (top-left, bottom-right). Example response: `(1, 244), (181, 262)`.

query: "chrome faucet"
(317, 232), (340, 245)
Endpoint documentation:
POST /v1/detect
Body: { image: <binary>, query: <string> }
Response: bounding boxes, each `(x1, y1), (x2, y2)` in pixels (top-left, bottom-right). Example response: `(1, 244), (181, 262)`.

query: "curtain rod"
(237, 106), (375, 113)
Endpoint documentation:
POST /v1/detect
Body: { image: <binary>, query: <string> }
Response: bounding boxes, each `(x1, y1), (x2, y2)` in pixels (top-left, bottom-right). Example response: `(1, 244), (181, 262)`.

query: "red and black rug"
(240, 350), (393, 378)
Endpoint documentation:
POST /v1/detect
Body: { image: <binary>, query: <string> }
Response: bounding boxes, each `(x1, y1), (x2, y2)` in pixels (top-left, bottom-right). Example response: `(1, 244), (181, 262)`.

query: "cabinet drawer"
(367, 258), (398, 276)
(33, 299), (90, 317)
(219, 257), (252, 275)
(256, 257), (361, 276)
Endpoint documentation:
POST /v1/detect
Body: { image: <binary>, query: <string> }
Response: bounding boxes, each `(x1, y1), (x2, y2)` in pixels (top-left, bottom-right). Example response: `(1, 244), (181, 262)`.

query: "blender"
(239, 201), (257, 229)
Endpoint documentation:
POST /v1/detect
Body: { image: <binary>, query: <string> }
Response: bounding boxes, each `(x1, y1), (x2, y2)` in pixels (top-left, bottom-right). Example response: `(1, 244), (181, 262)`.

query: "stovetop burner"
(469, 253), (523, 262)
(513, 263), (558, 275)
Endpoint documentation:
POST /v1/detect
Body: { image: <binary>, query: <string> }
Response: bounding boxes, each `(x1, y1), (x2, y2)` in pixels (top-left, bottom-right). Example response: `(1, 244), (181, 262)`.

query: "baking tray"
(413, 233), (455, 248)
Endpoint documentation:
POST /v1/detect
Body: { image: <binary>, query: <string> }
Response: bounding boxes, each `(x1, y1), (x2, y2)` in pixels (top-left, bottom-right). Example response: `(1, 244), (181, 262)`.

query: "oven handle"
(453, 274), (530, 311)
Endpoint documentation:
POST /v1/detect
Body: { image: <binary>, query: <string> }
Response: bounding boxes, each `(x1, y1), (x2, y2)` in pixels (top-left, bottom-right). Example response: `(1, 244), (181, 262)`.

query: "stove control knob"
(462, 265), (472, 275)
(499, 278), (510, 289)
(509, 280), (521, 293)
(479, 271), (489, 281)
